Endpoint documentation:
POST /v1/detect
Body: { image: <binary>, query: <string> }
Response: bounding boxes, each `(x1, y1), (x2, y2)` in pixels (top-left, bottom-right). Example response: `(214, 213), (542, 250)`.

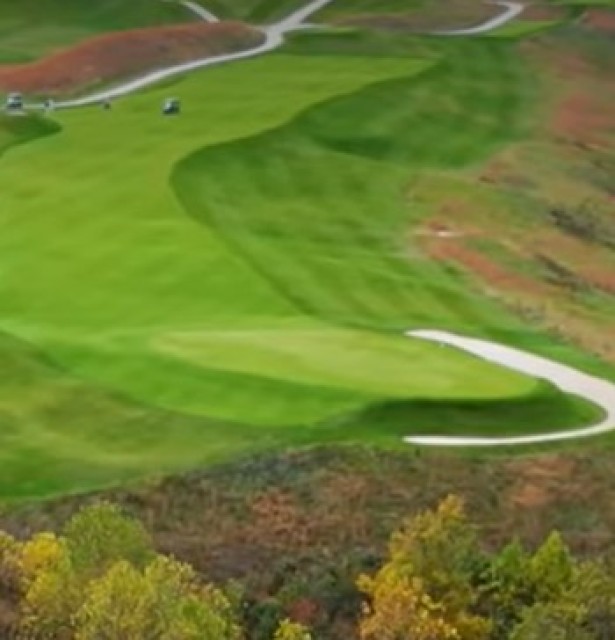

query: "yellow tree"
(273, 618), (312, 640)
(358, 569), (459, 640)
(0, 531), (22, 636)
(19, 533), (79, 639)
(17, 503), (155, 639)
(358, 496), (490, 640)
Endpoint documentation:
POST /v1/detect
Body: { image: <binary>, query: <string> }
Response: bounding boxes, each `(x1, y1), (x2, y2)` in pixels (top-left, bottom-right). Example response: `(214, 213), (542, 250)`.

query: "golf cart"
(162, 97), (181, 115)
(5, 92), (23, 112)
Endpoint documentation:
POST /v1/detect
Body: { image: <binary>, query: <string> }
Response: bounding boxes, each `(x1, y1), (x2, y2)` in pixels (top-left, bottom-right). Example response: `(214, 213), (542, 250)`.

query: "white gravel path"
(430, 0), (524, 35)
(404, 330), (615, 446)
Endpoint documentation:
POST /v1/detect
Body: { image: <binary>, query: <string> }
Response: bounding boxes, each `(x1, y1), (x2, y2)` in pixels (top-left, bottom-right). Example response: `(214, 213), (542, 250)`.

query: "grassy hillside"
(0, 16), (611, 500)
(0, 0), (196, 62)
(0, 53), (556, 501)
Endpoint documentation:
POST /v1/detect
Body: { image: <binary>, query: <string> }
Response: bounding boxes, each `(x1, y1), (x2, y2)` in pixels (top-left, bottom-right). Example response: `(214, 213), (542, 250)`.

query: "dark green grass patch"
(172, 39), (540, 333)
(340, 382), (605, 439)
(0, 114), (60, 155)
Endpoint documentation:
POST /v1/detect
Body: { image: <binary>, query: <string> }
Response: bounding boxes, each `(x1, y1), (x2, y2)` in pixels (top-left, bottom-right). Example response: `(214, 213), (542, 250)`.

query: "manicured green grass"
(0, 54), (541, 425)
(174, 35), (615, 377)
(0, 34), (610, 501)
(0, 0), (195, 61)
(158, 322), (535, 401)
(174, 39), (537, 334)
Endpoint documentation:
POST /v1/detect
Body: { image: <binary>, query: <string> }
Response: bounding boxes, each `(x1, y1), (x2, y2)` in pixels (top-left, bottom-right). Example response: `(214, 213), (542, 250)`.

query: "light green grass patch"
(158, 324), (536, 398)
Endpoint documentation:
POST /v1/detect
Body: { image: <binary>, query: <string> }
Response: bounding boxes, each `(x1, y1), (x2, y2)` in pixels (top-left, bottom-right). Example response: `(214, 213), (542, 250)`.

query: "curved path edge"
(430, 0), (524, 35)
(180, 1), (220, 22)
(404, 330), (615, 446)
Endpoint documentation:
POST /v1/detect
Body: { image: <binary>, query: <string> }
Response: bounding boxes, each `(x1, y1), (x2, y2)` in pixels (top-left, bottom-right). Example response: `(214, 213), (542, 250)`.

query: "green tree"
(527, 532), (574, 602)
(480, 539), (532, 637)
(74, 555), (243, 640)
(511, 555), (615, 640)
(64, 502), (153, 573)
(510, 601), (590, 640)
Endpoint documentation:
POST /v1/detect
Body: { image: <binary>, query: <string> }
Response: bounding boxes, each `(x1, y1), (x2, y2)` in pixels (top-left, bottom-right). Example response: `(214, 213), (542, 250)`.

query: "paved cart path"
(405, 330), (615, 446)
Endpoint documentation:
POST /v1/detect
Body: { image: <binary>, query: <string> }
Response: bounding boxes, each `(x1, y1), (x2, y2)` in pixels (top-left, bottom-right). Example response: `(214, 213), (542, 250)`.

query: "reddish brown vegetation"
(521, 4), (566, 21)
(0, 21), (263, 96)
(579, 267), (615, 295)
(584, 9), (615, 33)
(1, 445), (615, 637)
(426, 237), (549, 296)
(3, 446), (615, 590)
(419, 27), (615, 363)
(553, 93), (614, 148)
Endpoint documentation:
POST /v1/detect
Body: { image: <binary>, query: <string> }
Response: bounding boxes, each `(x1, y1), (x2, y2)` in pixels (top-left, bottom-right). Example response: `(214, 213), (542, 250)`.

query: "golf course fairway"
(0, 35), (609, 500)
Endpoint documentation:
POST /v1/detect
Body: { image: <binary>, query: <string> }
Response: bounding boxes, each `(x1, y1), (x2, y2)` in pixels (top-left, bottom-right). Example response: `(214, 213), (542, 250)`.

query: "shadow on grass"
(334, 381), (604, 438)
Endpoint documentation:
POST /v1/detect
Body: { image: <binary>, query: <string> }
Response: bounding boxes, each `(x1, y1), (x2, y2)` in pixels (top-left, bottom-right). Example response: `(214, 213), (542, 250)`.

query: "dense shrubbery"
(1, 497), (614, 639)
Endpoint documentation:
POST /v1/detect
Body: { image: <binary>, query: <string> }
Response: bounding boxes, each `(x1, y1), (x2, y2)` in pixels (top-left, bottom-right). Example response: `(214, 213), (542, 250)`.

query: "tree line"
(0, 496), (613, 638)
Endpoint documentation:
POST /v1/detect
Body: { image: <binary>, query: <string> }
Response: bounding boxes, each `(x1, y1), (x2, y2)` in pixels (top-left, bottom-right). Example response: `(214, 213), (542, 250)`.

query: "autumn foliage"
(1, 497), (614, 639)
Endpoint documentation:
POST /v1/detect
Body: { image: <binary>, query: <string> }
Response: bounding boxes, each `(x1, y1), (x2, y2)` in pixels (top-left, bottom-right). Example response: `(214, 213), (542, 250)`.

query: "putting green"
(158, 323), (535, 400)
(0, 38), (605, 500)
